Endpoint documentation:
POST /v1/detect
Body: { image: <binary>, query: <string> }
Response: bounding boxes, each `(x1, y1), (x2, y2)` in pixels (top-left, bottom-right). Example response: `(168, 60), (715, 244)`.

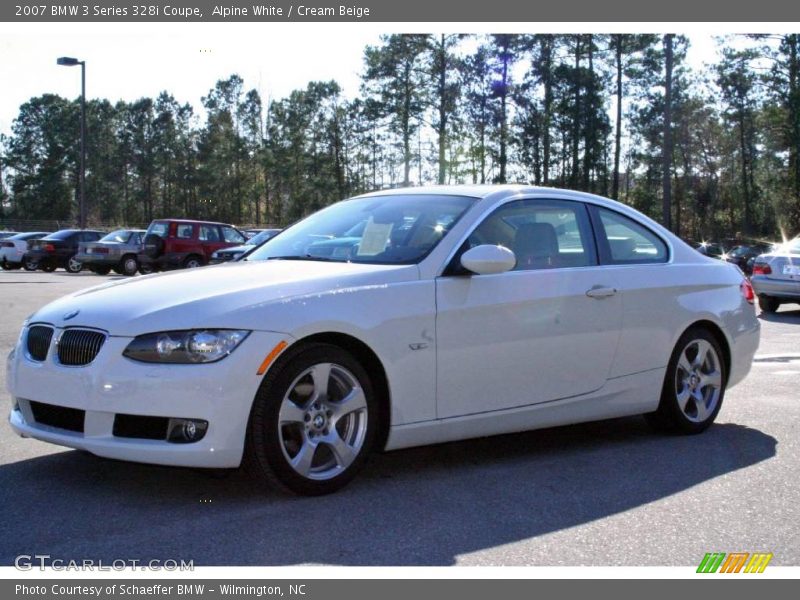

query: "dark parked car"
(692, 241), (726, 259)
(139, 219), (247, 271)
(209, 228), (281, 264)
(724, 242), (776, 275)
(24, 229), (105, 273)
(75, 229), (147, 276)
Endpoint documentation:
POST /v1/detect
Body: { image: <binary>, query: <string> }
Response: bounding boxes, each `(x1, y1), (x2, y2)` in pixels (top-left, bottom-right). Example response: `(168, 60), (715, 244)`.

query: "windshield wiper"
(264, 255), (341, 262)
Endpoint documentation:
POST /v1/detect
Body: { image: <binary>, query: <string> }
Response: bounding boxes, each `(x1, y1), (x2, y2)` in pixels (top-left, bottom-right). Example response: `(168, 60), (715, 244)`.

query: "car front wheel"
(66, 255), (83, 273)
(646, 327), (726, 434)
(245, 343), (377, 495)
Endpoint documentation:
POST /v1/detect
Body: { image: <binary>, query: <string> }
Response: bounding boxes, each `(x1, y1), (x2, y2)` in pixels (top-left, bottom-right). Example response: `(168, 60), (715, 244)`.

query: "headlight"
(123, 329), (250, 364)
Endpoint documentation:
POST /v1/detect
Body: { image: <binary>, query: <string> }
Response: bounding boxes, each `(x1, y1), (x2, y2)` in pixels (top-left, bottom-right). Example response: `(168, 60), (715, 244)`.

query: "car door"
(199, 224), (227, 261)
(587, 205), (673, 378)
(435, 198), (623, 418)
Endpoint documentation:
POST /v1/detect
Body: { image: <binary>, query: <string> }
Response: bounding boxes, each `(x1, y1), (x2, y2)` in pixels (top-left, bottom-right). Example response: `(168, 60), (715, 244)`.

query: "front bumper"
(6, 328), (292, 468)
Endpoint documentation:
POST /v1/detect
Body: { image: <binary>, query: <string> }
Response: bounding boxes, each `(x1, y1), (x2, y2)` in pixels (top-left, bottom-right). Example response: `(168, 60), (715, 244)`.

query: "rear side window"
(593, 207), (668, 264)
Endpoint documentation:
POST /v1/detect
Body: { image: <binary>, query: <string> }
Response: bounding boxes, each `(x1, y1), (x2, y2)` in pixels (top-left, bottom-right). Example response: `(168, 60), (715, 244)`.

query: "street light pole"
(57, 56), (86, 229)
(79, 60), (85, 229)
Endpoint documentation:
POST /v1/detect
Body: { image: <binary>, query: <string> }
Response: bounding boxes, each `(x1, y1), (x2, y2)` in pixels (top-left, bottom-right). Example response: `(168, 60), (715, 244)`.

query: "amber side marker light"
(257, 341), (288, 375)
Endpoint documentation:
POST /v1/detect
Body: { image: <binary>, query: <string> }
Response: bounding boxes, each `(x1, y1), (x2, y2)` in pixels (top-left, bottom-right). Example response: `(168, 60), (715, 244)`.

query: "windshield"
(247, 194), (474, 265)
(43, 230), (79, 240)
(100, 229), (131, 243)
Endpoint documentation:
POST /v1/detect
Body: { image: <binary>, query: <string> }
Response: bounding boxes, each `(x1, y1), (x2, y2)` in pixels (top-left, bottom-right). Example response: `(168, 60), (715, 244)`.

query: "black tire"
(40, 263), (56, 272)
(119, 254), (139, 276)
(138, 263), (156, 275)
(645, 327), (727, 435)
(143, 234), (164, 259)
(1, 260), (12, 271)
(758, 295), (780, 313)
(244, 343), (378, 496)
(91, 266), (111, 275)
(23, 258), (39, 271)
(182, 255), (204, 269)
(65, 254), (83, 274)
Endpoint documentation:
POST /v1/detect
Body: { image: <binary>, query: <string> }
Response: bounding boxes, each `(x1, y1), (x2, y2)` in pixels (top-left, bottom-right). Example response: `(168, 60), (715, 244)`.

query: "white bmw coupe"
(7, 186), (760, 495)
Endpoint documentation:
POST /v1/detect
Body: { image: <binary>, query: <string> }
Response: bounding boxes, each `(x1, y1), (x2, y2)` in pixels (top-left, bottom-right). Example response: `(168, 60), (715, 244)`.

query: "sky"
(0, 23), (731, 137)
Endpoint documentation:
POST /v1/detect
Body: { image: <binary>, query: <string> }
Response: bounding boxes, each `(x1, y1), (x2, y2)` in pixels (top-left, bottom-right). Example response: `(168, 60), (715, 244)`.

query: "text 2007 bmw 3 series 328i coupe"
(6, 186), (760, 495)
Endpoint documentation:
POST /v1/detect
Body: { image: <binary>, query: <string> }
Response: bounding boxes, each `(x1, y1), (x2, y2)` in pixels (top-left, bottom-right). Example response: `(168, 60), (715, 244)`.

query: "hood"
(216, 243), (254, 254)
(30, 259), (419, 336)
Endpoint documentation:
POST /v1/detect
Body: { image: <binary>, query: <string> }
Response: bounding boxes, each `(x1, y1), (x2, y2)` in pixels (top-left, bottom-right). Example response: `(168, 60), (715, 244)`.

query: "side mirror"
(460, 244), (516, 275)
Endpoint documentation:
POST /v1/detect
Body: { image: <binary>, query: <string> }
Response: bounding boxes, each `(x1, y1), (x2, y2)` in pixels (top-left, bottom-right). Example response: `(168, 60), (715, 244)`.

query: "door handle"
(586, 286), (617, 299)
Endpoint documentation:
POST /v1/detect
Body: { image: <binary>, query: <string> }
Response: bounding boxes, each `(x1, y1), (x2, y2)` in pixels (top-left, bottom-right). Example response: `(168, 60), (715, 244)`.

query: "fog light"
(167, 418), (208, 443)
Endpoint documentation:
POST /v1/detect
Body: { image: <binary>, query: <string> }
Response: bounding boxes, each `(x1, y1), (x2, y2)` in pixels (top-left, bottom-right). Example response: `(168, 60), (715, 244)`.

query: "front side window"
(246, 194), (474, 265)
(146, 222), (168, 238)
(594, 208), (668, 264)
(465, 199), (596, 271)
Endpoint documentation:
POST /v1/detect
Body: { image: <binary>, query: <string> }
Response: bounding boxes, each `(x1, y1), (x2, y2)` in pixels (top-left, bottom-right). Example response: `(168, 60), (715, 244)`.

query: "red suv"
(139, 219), (247, 272)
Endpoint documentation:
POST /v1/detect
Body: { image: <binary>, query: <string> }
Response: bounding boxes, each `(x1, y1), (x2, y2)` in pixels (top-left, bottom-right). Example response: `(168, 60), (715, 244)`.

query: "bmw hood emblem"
(63, 309), (80, 321)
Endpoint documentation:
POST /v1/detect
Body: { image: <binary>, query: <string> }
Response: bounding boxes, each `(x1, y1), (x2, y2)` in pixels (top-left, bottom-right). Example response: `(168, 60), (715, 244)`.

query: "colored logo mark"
(697, 552), (773, 573)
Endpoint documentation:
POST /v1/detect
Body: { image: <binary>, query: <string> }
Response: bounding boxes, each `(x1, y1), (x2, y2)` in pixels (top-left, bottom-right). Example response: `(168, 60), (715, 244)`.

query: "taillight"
(752, 262), (772, 275)
(43, 244), (55, 252)
(740, 279), (755, 305)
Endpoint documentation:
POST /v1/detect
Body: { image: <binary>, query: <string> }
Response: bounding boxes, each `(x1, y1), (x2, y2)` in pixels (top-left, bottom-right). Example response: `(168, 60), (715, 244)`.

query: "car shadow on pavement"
(0, 417), (776, 566)
(758, 307), (800, 323)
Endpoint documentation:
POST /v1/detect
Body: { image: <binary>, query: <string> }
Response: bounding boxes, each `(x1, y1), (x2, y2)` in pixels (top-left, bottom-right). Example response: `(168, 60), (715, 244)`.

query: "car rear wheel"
(758, 295), (780, 313)
(91, 266), (111, 275)
(245, 343), (377, 496)
(65, 255), (83, 273)
(23, 258), (39, 271)
(183, 255), (203, 269)
(645, 327), (726, 435)
(138, 263), (156, 275)
(120, 255), (139, 276)
(40, 263), (56, 272)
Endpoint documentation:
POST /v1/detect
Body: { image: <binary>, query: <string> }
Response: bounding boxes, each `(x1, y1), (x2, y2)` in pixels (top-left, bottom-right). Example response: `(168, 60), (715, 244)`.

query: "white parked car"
(6, 186), (760, 495)
(0, 232), (51, 270)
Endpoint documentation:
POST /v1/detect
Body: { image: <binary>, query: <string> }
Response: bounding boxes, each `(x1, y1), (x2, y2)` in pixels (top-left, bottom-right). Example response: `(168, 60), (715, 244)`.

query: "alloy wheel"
(674, 339), (723, 423)
(277, 362), (368, 481)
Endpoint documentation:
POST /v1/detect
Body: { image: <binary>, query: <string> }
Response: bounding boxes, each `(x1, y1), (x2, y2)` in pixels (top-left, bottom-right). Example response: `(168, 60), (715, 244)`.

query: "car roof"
(151, 218), (234, 227)
(354, 184), (634, 205)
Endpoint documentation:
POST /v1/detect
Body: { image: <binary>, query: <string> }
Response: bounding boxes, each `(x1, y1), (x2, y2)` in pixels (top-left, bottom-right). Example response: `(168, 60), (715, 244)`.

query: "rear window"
(100, 229), (131, 243)
(146, 222), (169, 238)
(42, 230), (78, 241)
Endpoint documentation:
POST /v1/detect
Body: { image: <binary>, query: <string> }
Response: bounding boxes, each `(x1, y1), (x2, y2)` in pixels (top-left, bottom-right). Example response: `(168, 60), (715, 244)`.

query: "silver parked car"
(75, 229), (147, 276)
(750, 237), (800, 312)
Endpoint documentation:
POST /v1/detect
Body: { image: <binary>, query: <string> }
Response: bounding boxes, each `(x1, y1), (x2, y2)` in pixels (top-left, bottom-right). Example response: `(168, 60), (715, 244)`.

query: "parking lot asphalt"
(0, 269), (798, 566)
